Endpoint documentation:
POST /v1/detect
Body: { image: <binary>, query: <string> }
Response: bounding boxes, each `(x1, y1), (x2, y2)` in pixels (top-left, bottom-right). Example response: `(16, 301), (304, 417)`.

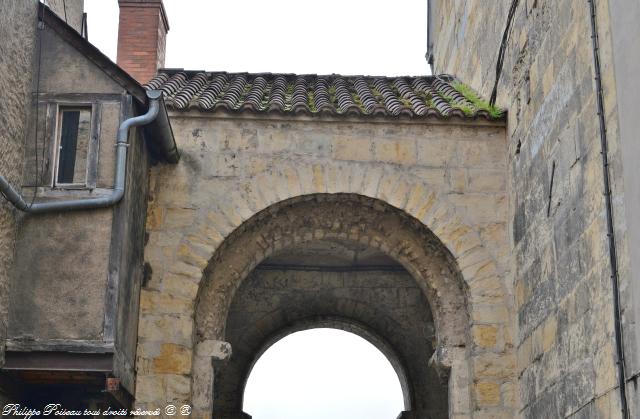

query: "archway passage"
(243, 328), (405, 419)
(216, 239), (445, 418)
(195, 195), (472, 418)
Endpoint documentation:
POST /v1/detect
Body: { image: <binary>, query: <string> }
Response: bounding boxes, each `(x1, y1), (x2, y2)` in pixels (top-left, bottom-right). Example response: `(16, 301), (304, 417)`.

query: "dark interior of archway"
(214, 238), (449, 419)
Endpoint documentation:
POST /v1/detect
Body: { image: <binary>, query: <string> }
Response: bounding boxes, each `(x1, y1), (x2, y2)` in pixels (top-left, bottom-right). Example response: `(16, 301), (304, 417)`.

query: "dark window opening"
(56, 108), (91, 185)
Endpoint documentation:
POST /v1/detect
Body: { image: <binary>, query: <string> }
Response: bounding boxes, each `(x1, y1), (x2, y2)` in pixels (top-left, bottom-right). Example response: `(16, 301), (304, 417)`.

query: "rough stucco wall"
(431, 0), (627, 417)
(0, 0), (38, 368)
(8, 210), (113, 340)
(0, 0), (84, 368)
(8, 20), (126, 343)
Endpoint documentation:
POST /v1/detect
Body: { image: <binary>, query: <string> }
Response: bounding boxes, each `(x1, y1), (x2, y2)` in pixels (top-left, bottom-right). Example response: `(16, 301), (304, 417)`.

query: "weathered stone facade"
(0, 0), (82, 386)
(0, 3), (176, 407)
(0, 3), (36, 405)
(0, 2), (36, 375)
(2, 0), (638, 417)
(137, 114), (513, 417)
(430, 0), (638, 417)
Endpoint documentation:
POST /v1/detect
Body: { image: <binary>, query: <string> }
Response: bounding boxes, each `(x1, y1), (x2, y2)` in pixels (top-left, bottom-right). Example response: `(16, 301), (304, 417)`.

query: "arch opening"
(243, 328), (406, 419)
(240, 317), (415, 412)
(194, 194), (472, 418)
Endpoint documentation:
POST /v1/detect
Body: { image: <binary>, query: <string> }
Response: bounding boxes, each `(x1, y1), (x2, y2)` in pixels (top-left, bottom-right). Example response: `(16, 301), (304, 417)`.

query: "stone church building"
(0, 0), (639, 418)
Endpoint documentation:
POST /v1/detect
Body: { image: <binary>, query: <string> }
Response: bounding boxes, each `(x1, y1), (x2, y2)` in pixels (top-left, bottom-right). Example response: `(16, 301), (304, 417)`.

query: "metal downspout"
(0, 90), (163, 213)
(587, 0), (629, 417)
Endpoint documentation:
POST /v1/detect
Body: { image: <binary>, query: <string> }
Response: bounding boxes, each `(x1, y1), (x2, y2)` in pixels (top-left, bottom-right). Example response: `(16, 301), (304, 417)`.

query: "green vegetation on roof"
(283, 83), (294, 110)
(399, 97), (413, 109)
(351, 92), (366, 112)
(439, 93), (476, 116)
(451, 81), (504, 118)
(308, 90), (317, 112)
(327, 86), (337, 106)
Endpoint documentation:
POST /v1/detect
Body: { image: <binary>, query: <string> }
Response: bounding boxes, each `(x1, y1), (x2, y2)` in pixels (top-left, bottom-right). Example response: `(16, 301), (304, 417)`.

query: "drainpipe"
(0, 90), (163, 213)
(426, 0), (434, 73)
(587, 1), (629, 417)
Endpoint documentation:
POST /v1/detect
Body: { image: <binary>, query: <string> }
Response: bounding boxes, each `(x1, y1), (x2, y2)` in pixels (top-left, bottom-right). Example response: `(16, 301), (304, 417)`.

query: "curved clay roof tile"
(150, 71), (501, 120)
(428, 87), (452, 116)
(373, 79), (404, 116)
(291, 77), (309, 110)
(393, 78), (430, 116)
(244, 77), (268, 110)
(198, 74), (228, 110)
(411, 78), (431, 93)
(353, 78), (376, 114)
(161, 72), (188, 97)
(313, 78), (332, 111)
(267, 76), (287, 111)
(144, 73), (169, 90)
(220, 75), (247, 108)
(173, 72), (208, 109)
(334, 78), (358, 113)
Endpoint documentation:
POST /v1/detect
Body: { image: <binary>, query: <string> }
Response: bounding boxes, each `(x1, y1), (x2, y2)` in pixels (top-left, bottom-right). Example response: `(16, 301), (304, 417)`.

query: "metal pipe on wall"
(0, 90), (163, 213)
(587, 0), (630, 417)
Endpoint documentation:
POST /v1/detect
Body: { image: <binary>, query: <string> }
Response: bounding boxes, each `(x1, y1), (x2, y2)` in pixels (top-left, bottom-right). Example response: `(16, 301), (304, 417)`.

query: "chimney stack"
(117, 0), (169, 84)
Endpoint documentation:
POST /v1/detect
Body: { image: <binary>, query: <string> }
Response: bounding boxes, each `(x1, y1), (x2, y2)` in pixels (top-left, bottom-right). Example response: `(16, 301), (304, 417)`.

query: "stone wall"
(605, 1), (640, 415)
(430, 1), (629, 417)
(0, 0), (38, 370)
(137, 114), (514, 417)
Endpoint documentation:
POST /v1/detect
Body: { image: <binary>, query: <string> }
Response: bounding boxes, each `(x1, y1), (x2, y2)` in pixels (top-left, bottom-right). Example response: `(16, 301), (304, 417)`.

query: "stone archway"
(193, 194), (471, 417)
(137, 157), (515, 418)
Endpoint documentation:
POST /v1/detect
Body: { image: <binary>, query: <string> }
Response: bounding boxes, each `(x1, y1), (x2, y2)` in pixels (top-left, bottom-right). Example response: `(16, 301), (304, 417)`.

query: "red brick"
(117, 0), (169, 84)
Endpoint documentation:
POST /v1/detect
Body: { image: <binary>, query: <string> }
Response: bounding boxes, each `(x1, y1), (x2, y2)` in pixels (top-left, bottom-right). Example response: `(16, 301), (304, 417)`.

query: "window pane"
(57, 108), (91, 184)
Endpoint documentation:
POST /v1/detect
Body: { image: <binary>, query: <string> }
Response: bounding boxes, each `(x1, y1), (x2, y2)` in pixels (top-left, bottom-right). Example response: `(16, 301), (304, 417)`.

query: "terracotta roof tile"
(145, 70), (504, 120)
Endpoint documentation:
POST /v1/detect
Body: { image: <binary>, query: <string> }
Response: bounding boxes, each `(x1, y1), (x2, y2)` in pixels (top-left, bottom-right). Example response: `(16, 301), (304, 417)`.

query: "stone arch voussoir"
(185, 164), (506, 322)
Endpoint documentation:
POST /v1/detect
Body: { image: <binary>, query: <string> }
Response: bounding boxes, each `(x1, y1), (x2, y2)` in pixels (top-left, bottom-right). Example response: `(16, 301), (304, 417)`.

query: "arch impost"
(195, 339), (232, 361)
(430, 338), (467, 371)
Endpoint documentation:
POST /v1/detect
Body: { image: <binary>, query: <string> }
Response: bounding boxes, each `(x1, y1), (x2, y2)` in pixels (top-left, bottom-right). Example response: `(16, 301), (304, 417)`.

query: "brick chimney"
(117, 0), (169, 84)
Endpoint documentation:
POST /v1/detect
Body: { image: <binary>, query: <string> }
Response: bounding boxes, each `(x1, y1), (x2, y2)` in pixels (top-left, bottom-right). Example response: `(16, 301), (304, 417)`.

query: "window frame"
(49, 101), (102, 190)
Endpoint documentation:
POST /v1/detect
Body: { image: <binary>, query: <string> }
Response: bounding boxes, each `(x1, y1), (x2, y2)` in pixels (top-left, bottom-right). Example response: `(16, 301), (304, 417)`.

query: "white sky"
(82, 2), (425, 417)
(84, 0), (430, 76)
(244, 329), (405, 419)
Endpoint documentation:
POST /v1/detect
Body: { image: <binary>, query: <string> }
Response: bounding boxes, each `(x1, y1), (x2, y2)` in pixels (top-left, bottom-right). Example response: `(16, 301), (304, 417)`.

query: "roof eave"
(166, 107), (507, 127)
(143, 93), (180, 164)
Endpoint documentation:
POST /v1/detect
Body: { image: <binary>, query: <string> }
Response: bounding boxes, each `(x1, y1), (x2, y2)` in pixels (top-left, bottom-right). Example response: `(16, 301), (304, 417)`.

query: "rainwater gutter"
(587, 0), (629, 417)
(0, 90), (167, 213)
